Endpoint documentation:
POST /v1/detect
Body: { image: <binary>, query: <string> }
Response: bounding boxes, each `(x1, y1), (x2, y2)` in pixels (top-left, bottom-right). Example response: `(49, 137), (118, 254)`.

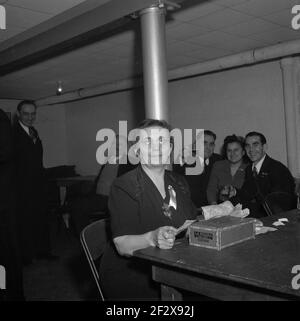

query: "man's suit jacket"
(13, 121), (51, 260)
(13, 121), (45, 206)
(173, 153), (223, 208)
(231, 154), (295, 217)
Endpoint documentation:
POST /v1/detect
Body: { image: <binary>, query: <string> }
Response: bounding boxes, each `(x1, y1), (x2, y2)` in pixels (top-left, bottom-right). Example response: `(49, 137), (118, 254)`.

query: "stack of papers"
(272, 218), (289, 226)
(201, 201), (250, 220)
(254, 218), (289, 235)
(175, 220), (196, 236)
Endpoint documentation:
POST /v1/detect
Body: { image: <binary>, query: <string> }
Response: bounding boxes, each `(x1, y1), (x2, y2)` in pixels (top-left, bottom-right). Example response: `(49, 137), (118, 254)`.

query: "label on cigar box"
(188, 216), (256, 250)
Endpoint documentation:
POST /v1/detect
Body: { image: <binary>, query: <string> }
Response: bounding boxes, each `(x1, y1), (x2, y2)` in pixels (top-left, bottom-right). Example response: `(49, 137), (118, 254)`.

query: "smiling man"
(14, 100), (56, 265)
(230, 132), (296, 218)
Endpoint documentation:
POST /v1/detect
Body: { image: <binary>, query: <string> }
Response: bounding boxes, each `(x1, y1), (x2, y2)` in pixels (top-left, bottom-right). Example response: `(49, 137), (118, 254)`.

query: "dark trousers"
(70, 194), (108, 235)
(17, 204), (51, 263)
(0, 208), (25, 301)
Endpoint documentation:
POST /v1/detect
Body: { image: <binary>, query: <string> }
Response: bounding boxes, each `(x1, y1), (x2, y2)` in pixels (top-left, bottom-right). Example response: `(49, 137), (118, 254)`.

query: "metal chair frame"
(80, 218), (108, 301)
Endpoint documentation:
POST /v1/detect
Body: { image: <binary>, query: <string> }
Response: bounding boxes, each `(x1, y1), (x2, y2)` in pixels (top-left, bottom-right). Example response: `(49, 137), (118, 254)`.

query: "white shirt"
(252, 154), (266, 174)
(19, 120), (30, 136)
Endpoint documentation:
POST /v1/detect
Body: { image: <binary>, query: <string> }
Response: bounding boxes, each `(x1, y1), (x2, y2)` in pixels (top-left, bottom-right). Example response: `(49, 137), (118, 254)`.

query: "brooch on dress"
(162, 185), (177, 219)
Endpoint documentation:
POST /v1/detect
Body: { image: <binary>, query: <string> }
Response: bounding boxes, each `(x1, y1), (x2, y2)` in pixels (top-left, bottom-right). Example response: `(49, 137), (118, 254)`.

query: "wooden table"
(134, 210), (300, 301)
(54, 175), (96, 205)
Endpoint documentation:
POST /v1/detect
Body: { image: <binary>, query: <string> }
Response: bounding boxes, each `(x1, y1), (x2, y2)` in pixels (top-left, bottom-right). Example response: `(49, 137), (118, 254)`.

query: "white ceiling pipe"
(36, 78), (142, 106)
(168, 39), (300, 80)
(36, 38), (300, 107)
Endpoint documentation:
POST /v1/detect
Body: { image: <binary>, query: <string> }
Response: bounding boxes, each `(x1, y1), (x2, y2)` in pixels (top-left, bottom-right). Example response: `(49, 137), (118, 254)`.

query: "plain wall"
(65, 89), (144, 175)
(169, 60), (287, 164)
(0, 99), (19, 115)
(36, 104), (68, 168)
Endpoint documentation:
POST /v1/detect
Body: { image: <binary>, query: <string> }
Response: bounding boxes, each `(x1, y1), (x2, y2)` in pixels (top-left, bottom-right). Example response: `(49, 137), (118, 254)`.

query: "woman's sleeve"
(108, 183), (141, 239)
(206, 163), (219, 204)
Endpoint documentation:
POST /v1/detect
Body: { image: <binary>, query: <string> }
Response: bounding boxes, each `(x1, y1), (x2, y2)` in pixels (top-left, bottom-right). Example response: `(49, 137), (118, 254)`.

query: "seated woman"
(206, 135), (248, 205)
(99, 119), (197, 300)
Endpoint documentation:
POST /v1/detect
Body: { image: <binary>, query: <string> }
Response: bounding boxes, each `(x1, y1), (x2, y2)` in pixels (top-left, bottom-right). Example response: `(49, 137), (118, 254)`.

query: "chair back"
(263, 192), (296, 216)
(80, 218), (108, 300)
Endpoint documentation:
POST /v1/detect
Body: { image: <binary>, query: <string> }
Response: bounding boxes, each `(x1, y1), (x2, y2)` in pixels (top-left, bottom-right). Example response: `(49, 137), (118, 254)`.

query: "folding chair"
(80, 218), (108, 301)
(263, 191), (296, 216)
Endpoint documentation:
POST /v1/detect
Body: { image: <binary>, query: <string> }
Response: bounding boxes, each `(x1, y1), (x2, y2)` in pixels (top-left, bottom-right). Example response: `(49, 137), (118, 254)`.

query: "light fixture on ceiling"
(158, 0), (181, 10)
(130, 0), (181, 18)
(56, 81), (63, 95)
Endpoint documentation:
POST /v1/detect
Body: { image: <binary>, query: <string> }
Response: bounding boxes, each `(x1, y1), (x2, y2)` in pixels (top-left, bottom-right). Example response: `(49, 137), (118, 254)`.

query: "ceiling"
(0, 0), (299, 101)
(0, 0), (87, 41)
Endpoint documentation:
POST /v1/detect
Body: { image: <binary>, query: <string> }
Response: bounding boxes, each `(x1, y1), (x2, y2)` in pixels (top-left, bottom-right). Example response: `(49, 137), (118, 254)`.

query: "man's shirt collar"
(252, 154), (266, 174)
(19, 120), (30, 135)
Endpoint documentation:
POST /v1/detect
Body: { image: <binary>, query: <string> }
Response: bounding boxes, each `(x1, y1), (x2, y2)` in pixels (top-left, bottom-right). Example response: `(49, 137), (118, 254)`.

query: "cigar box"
(188, 216), (256, 250)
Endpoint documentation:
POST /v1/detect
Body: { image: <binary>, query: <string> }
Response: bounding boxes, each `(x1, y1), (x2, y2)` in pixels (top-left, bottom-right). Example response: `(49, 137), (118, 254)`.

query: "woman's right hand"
(149, 226), (177, 249)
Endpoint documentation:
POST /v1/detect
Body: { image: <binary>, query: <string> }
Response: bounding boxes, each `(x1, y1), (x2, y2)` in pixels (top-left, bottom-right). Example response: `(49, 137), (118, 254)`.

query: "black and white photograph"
(0, 0), (300, 309)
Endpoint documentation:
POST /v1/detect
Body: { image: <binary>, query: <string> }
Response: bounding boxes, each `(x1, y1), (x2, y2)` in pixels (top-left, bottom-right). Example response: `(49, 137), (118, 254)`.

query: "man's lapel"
(258, 154), (270, 178)
(17, 121), (30, 138)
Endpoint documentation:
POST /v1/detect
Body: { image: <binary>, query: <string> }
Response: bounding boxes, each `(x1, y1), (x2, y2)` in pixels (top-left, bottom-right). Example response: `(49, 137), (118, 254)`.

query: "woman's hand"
(219, 185), (236, 201)
(114, 226), (176, 256)
(228, 185), (237, 198)
(149, 226), (177, 249)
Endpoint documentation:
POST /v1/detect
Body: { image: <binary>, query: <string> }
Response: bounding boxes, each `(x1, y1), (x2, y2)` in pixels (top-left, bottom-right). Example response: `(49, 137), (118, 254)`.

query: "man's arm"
(269, 162), (295, 195)
(231, 161), (296, 206)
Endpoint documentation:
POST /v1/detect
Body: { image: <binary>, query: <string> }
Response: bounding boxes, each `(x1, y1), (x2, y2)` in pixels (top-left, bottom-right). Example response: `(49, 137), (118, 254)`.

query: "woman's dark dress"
(99, 166), (197, 300)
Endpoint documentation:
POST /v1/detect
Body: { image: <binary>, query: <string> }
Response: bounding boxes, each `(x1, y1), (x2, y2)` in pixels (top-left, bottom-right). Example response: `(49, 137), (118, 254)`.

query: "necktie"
(29, 126), (37, 143)
(252, 165), (272, 216)
(252, 166), (258, 178)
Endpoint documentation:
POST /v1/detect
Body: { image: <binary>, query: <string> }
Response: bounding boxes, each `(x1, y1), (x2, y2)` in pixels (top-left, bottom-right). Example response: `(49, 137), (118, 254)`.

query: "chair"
(80, 218), (108, 301)
(263, 191), (296, 216)
(88, 210), (107, 224)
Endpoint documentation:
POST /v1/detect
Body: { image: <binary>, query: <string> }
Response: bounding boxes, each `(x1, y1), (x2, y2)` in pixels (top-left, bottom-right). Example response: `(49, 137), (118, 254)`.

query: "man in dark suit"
(229, 132), (295, 218)
(13, 100), (55, 265)
(173, 130), (222, 208)
(0, 108), (24, 300)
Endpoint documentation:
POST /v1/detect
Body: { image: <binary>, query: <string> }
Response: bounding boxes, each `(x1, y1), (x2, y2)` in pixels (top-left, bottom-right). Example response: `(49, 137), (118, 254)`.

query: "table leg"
(161, 284), (183, 301)
(59, 186), (67, 206)
(59, 186), (70, 229)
